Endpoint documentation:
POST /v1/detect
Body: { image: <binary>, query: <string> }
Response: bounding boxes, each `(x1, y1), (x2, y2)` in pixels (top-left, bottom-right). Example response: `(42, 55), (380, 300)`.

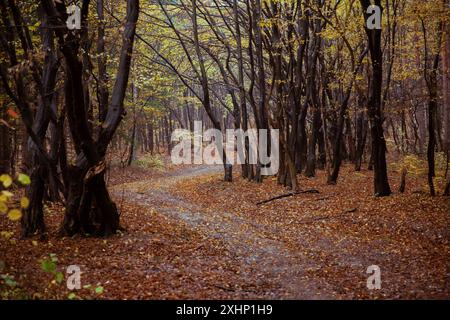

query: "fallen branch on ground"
(256, 189), (320, 205)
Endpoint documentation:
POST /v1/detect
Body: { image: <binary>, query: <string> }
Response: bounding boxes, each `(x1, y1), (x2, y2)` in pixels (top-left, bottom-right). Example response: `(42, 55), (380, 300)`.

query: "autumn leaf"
(7, 108), (19, 119)
(0, 202), (7, 214)
(1, 190), (13, 198)
(0, 174), (12, 188)
(20, 197), (30, 209)
(7, 209), (22, 221)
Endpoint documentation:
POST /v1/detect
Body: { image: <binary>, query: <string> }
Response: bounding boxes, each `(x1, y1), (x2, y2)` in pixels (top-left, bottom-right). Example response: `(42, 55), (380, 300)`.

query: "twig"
(256, 189), (320, 205)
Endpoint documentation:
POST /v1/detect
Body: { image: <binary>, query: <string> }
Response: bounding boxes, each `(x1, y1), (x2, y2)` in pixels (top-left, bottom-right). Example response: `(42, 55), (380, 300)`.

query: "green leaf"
(17, 173), (31, 186)
(55, 272), (64, 284)
(95, 286), (104, 294)
(41, 259), (56, 273)
(67, 292), (77, 300)
(1, 274), (17, 288)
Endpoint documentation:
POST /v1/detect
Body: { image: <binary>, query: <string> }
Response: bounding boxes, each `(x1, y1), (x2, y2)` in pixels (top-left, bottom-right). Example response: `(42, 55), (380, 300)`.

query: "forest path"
(111, 165), (339, 299)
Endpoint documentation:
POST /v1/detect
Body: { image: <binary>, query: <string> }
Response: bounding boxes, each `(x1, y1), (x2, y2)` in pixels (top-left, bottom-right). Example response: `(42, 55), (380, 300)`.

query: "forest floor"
(0, 159), (448, 299)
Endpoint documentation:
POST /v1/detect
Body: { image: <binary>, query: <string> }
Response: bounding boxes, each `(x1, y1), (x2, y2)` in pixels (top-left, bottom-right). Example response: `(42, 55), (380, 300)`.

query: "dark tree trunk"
(127, 120), (137, 166)
(422, 19), (443, 196)
(296, 110), (308, 174)
(0, 102), (11, 174)
(21, 6), (59, 237)
(253, 0), (269, 183)
(147, 122), (154, 154)
(304, 11), (323, 178)
(234, 0), (250, 179)
(444, 178), (450, 196)
(328, 48), (367, 184)
(427, 93), (437, 196)
(127, 84), (138, 166)
(305, 108), (321, 178)
(97, 0), (109, 123)
(191, 0), (232, 181)
(360, 0), (391, 196)
(399, 168), (407, 193)
(355, 95), (368, 171)
(41, 0), (139, 236)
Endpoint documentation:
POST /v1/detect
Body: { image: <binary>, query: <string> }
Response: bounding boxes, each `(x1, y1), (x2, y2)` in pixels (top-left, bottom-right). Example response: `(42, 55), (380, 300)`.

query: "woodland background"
(0, 0), (448, 300)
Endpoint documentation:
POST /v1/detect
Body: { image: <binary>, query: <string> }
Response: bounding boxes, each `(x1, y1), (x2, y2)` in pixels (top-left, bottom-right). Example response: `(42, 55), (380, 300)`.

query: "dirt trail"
(111, 165), (340, 299)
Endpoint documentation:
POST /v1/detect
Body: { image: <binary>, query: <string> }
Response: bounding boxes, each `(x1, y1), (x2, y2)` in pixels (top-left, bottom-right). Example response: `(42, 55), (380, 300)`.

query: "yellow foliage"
(7, 209), (22, 221)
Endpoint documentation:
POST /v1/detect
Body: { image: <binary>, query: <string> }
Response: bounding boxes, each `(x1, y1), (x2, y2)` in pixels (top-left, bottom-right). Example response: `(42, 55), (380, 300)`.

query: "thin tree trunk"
(360, 0), (391, 196)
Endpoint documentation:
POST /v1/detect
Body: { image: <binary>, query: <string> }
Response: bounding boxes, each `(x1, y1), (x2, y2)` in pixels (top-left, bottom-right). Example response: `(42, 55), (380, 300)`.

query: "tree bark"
(360, 0), (391, 196)
(41, 0), (140, 236)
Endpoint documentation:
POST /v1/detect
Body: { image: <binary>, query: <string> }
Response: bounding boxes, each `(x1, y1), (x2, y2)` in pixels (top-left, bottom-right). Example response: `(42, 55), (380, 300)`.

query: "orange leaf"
(7, 108), (19, 119)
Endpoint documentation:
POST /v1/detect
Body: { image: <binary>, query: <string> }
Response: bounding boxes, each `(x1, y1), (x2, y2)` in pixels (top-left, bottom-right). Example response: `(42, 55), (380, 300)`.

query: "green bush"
(133, 154), (165, 170)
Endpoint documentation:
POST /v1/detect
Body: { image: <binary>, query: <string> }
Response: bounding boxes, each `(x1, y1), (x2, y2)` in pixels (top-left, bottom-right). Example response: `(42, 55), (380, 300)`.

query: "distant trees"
(138, 0), (448, 197)
(89, 0), (449, 197)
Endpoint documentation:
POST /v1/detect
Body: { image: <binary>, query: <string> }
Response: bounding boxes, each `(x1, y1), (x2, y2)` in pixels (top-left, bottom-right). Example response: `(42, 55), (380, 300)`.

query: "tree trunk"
(0, 102), (11, 174)
(21, 7), (59, 237)
(360, 0), (391, 196)
(355, 95), (368, 171)
(422, 19), (444, 196)
(41, 0), (139, 236)
(305, 108), (320, 177)
(443, 22), (450, 177)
